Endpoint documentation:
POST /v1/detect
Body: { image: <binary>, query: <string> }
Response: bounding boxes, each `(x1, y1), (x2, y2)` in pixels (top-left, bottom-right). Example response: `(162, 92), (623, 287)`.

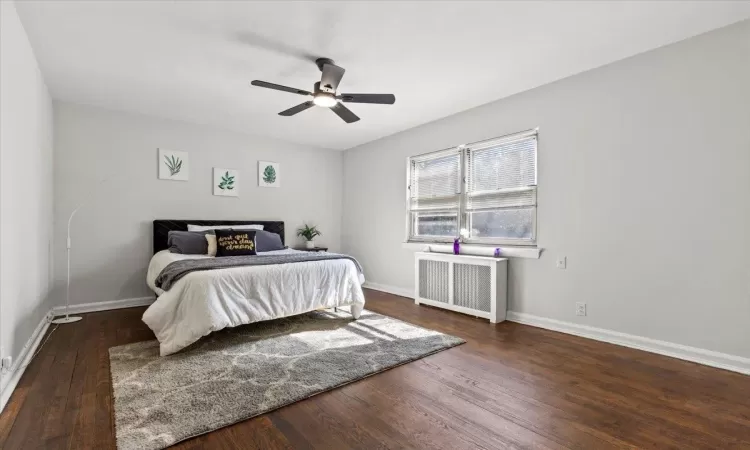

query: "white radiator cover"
(414, 252), (508, 323)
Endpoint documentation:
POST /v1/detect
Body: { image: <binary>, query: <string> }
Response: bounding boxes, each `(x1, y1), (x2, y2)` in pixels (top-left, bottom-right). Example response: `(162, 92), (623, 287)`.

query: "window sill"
(401, 242), (542, 259)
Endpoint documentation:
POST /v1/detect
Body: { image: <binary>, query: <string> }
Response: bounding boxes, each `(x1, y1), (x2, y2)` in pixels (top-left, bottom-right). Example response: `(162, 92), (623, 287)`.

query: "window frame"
(405, 146), (462, 244)
(405, 129), (538, 246)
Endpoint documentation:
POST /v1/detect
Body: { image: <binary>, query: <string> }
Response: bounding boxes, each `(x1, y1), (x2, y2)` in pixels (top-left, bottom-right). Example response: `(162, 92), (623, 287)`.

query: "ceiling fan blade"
(279, 101), (315, 116)
(319, 63), (345, 93)
(251, 80), (312, 96)
(338, 93), (396, 104)
(330, 103), (360, 123)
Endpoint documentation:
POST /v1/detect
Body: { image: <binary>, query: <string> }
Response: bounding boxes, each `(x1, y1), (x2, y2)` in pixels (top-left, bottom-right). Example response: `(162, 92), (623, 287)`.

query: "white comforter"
(144, 249), (366, 356)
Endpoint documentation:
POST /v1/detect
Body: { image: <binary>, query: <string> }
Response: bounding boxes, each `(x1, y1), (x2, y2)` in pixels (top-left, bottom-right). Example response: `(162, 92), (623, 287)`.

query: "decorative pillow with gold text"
(215, 229), (257, 257)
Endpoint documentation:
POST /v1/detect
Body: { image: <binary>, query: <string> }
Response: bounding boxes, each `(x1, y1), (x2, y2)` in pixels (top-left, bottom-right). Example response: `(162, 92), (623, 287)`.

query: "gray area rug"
(109, 308), (464, 450)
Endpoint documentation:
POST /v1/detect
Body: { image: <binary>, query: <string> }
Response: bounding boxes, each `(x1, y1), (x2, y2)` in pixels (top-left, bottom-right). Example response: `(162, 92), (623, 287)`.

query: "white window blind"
(408, 149), (461, 239)
(465, 132), (537, 242)
(406, 129), (538, 245)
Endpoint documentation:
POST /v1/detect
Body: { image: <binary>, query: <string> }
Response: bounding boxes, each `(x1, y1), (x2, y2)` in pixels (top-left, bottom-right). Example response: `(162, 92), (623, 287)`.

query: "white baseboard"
(51, 296), (155, 316)
(2, 296), (155, 413)
(3, 292), (745, 415)
(362, 282), (414, 299)
(361, 283), (750, 375)
(506, 311), (750, 376)
(0, 311), (53, 413)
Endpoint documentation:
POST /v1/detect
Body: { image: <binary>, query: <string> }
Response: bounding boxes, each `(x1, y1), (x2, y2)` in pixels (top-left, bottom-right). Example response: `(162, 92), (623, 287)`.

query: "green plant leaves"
(165, 155), (182, 176)
(262, 165), (276, 184)
(296, 223), (321, 240)
(218, 170), (235, 190)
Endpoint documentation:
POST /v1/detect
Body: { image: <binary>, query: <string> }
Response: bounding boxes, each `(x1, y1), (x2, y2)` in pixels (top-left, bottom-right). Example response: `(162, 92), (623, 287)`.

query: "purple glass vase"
(453, 238), (460, 255)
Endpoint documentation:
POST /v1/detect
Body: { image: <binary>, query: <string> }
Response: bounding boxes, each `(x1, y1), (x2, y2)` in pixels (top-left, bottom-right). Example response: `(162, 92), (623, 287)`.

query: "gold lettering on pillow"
(217, 233), (255, 252)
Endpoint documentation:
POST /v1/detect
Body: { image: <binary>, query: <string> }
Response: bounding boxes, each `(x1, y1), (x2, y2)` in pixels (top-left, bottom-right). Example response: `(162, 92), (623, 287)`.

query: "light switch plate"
(556, 256), (567, 269)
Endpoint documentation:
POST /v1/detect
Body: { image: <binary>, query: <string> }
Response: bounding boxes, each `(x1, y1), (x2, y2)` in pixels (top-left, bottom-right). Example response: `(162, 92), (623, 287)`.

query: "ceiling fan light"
(313, 94), (337, 108)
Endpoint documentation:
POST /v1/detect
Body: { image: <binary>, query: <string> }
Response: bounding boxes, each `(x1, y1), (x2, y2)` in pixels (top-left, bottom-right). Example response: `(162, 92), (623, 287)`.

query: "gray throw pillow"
(167, 230), (209, 254)
(255, 230), (285, 252)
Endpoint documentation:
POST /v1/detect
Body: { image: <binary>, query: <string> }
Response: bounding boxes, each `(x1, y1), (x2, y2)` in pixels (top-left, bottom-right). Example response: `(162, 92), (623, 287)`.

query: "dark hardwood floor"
(1, 288), (749, 449)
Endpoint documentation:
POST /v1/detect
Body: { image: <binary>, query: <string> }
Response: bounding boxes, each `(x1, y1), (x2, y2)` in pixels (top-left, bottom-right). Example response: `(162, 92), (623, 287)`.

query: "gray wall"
(53, 102), (343, 306)
(0, 0), (54, 398)
(342, 21), (750, 358)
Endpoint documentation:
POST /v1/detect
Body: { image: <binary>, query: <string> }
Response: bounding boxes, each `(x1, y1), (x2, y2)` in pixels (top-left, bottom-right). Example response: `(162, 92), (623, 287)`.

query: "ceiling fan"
(250, 58), (395, 124)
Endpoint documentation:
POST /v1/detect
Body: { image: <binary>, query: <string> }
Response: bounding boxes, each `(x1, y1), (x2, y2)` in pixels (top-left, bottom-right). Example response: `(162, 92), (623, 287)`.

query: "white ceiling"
(15, 1), (750, 150)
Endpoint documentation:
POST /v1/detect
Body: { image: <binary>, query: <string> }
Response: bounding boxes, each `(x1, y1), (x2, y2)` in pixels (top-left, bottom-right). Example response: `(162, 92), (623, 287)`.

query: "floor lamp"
(50, 205), (85, 324)
(51, 179), (111, 324)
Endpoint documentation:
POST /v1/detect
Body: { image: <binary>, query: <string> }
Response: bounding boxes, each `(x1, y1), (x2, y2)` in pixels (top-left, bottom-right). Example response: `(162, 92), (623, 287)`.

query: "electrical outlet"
(556, 256), (567, 269)
(576, 302), (587, 316)
(1, 356), (12, 371)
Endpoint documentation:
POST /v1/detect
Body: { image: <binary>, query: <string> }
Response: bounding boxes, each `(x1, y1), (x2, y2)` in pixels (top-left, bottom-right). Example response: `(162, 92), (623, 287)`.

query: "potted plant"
(297, 224), (321, 249)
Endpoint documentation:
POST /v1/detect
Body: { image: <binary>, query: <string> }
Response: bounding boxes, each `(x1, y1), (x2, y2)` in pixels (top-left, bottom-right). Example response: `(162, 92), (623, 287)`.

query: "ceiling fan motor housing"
(315, 58), (335, 72)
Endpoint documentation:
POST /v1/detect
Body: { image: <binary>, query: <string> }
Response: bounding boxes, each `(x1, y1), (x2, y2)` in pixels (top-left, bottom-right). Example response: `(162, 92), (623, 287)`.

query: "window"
(407, 129), (537, 245)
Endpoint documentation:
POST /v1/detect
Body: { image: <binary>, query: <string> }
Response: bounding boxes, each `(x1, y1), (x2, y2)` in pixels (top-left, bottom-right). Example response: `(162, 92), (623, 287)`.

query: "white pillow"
(205, 234), (217, 256)
(187, 224), (264, 232)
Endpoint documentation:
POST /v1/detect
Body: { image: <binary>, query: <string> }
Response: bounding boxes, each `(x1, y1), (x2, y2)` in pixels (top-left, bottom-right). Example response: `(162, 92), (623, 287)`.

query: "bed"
(143, 220), (366, 356)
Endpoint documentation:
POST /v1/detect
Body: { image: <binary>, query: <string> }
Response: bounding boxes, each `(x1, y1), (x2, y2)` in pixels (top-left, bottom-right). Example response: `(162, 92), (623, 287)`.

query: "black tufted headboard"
(153, 219), (285, 254)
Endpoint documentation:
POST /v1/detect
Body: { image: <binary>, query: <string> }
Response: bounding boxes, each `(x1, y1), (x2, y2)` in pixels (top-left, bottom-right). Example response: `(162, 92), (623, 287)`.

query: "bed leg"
(351, 304), (363, 319)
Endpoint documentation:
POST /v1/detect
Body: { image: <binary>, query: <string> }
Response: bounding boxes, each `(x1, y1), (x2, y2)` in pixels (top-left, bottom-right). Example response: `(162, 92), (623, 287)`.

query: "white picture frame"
(258, 161), (280, 188)
(213, 168), (239, 197)
(158, 148), (189, 181)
